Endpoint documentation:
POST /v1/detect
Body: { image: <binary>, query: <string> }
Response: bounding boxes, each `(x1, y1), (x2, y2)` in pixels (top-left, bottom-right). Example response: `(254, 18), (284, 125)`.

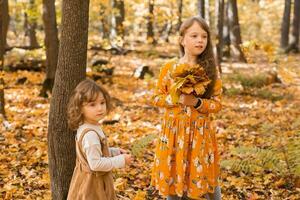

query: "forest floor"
(0, 44), (300, 199)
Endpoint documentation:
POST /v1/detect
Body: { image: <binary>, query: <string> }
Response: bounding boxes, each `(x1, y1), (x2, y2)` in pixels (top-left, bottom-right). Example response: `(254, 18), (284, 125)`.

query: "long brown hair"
(67, 79), (112, 130)
(179, 16), (217, 98)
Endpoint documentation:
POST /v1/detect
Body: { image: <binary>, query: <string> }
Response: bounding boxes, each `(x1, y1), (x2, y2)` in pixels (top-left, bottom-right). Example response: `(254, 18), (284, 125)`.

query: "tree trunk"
(0, 1), (6, 118)
(280, 0), (291, 49)
(2, 0), (9, 48)
(215, 0), (224, 72)
(228, 0), (246, 62)
(222, 1), (230, 58)
(198, 0), (205, 18)
(40, 0), (59, 97)
(110, 0), (125, 39)
(99, 3), (110, 39)
(286, 0), (300, 53)
(177, 0), (183, 31)
(147, 0), (155, 44)
(205, 0), (210, 25)
(26, 0), (39, 48)
(47, 0), (89, 199)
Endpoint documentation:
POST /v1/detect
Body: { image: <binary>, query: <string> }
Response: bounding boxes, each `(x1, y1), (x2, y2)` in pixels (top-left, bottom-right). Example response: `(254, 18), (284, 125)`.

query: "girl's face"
(81, 92), (107, 125)
(180, 22), (208, 57)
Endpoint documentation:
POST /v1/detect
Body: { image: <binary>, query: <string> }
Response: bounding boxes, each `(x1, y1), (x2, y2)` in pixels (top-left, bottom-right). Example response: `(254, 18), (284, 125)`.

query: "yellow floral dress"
(151, 60), (222, 199)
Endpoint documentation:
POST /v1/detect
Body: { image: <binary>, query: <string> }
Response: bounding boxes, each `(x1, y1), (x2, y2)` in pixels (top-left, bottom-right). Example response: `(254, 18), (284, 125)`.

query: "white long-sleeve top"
(76, 123), (125, 172)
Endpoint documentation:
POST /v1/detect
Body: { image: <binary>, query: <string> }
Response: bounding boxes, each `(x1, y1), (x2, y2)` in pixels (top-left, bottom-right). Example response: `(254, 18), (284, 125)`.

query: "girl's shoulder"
(76, 123), (105, 140)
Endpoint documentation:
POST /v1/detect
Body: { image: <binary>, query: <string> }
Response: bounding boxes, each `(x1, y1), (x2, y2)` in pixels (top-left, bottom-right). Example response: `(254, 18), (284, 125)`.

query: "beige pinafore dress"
(67, 128), (116, 200)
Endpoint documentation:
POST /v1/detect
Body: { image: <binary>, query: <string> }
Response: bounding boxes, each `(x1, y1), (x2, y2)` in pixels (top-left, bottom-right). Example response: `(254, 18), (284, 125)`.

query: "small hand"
(124, 154), (133, 165)
(178, 94), (198, 106)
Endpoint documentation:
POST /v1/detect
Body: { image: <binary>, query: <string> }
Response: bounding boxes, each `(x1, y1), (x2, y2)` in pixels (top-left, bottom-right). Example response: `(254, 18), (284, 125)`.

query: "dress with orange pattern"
(151, 60), (222, 199)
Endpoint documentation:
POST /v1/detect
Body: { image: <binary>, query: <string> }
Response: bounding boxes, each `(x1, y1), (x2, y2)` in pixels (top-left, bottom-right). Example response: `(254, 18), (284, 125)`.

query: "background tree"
(228, 0), (246, 62)
(198, 0), (205, 18)
(39, 0), (59, 97)
(110, 0), (125, 40)
(176, 0), (183, 31)
(147, 0), (155, 44)
(25, 0), (39, 48)
(47, 0), (90, 199)
(0, 0), (6, 118)
(280, 0), (291, 49)
(99, 3), (110, 40)
(2, 0), (9, 48)
(215, 0), (224, 72)
(286, 0), (300, 53)
(222, 1), (231, 58)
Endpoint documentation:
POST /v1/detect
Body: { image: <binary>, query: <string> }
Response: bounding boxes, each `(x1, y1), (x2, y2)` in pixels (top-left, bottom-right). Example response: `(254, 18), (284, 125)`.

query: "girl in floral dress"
(151, 16), (222, 200)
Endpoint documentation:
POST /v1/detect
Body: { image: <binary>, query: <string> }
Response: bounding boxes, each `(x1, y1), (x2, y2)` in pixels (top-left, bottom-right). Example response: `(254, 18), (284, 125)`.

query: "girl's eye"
(89, 103), (95, 107)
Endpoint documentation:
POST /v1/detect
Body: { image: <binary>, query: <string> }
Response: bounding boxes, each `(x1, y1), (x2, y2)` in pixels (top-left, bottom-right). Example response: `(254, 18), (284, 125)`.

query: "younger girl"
(151, 16), (222, 200)
(67, 79), (132, 200)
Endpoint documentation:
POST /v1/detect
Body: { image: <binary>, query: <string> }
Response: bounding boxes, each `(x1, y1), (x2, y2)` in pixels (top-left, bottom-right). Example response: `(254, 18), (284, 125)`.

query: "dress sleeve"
(152, 61), (176, 108)
(196, 78), (223, 114)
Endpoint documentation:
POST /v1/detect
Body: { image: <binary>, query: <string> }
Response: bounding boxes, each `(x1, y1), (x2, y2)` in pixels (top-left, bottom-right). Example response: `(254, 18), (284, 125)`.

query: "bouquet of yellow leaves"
(169, 63), (211, 104)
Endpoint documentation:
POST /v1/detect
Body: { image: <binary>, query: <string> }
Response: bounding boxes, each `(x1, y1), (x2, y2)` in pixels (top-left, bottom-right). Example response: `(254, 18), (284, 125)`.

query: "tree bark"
(280, 0), (291, 49)
(228, 0), (246, 62)
(222, 1), (230, 58)
(110, 0), (125, 39)
(205, 0), (210, 25)
(40, 0), (59, 97)
(2, 0), (9, 48)
(99, 3), (110, 39)
(47, 0), (89, 199)
(147, 0), (155, 44)
(286, 0), (300, 53)
(198, 0), (205, 18)
(177, 0), (183, 31)
(25, 0), (39, 48)
(215, 0), (224, 72)
(0, 1), (6, 118)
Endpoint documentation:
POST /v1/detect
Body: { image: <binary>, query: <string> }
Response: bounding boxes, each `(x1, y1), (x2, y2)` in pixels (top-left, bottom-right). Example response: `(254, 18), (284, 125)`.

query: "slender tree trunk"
(177, 0), (183, 31)
(205, 0), (210, 25)
(223, 1), (230, 58)
(3, 0), (9, 48)
(26, 0), (39, 48)
(280, 0), (291, 49)
(0, 0), (6, 118)
(215, 0), (224, 72)
(47, 0), (89, 199)
(198, 0), (205, 18)
(147, 0), (155, 44)
(99, 3), (110, 39)
(40, 0), (59, 97)
(228, 0), (246, 62)
(110, 0), (125, 40)
(286, 0), (300, 53)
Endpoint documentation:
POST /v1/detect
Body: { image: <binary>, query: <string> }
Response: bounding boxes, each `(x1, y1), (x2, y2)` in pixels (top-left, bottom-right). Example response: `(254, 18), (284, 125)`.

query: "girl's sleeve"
(82, 132), (125, 171)
(196, 78), (223, 114)
(109, 147), (121, 156)
(152, 62), (176, 108)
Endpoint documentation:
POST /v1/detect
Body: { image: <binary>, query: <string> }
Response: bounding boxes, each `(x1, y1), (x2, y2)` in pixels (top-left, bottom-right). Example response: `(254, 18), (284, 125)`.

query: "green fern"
(131, 134), (157, 157)
(221, 133), (300, 177)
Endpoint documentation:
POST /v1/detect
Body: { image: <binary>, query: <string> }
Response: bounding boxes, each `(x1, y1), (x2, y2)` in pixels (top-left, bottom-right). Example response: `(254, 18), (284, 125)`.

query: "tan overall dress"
(67, 128), (116, 200)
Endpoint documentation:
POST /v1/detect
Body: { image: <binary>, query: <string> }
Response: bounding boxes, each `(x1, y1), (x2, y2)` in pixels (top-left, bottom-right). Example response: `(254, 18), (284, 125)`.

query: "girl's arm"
(152, 62), (176, 108)
(109, 147), (120, 156)
(83, 132), (125, 171)
(196, 78), (223, 114)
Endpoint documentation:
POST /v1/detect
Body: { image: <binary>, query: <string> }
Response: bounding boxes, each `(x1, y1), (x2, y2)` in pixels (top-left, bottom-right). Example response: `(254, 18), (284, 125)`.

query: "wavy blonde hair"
(179, 16), (217, 98)
(67, 79), (112, 130)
